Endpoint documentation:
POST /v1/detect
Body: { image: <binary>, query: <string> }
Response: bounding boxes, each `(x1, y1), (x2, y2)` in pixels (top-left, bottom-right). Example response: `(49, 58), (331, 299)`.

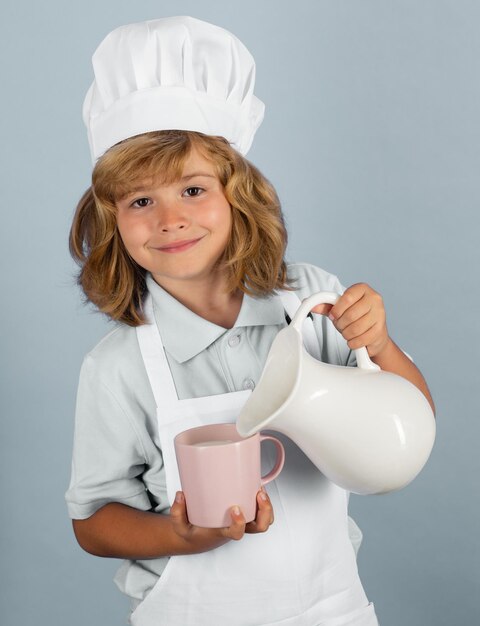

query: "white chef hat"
(83, 16), (265, 162)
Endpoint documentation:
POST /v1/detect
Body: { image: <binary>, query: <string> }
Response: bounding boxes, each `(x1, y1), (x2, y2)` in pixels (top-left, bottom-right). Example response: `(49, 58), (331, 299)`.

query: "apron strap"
(136, 294), (179, 406)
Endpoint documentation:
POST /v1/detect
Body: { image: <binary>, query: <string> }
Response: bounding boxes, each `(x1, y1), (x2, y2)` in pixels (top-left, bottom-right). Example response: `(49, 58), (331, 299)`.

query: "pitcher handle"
(290, 291), (380, 371)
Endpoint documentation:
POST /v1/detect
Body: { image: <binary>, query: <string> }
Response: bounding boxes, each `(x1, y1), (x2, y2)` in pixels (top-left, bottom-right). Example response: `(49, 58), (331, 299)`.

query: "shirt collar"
(146, 274), (286, 363)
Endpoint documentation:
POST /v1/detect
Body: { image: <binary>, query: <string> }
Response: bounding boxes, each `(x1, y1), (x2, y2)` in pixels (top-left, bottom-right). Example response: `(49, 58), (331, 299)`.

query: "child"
(66, 16), (434, 626)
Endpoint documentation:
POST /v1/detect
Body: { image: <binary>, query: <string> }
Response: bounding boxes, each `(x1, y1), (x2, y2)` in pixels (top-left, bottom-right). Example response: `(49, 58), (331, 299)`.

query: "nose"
(155, 201), (189, 232)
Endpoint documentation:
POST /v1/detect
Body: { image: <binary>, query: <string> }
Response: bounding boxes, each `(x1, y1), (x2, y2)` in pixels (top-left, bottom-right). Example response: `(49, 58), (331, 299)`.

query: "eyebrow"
(179, 172), (216, 181)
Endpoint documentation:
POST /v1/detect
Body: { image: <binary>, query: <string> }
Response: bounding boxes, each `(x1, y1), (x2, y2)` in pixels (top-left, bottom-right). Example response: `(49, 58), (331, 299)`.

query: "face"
(115, 147), (232, 292)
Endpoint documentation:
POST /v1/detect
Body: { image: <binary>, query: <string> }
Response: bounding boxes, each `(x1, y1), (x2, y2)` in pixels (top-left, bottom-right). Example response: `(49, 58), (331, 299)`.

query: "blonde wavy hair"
(70, 130), (290, 326)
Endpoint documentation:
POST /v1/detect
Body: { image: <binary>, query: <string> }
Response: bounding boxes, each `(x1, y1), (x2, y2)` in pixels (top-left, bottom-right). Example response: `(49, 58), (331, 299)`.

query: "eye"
(130, 197), (151, 208)
(183, 186), (204, 198)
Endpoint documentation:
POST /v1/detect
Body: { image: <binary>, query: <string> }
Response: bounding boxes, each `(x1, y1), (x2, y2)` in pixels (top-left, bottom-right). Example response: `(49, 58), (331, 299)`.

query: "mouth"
(153, 236), (204, 254)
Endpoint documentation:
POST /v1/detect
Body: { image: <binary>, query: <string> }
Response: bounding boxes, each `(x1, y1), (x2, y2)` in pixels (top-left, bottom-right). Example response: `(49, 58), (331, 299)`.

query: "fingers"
(311, 284), (375, 325)
(245, 488), (274, 534)
(172, 490), (274, 549)
(172, 492), (247, 542)
(327, 283), (388, 356)
(222, 506), (247, 541)
(331, 298), (372, 333)
(329, 284), (374, 322)
(334, 311), (378, 349)
(223, 488), (275, 538)
(342, 320), (380, 351)
(171, 492), (246, 552)
(172, 491), (248, 540)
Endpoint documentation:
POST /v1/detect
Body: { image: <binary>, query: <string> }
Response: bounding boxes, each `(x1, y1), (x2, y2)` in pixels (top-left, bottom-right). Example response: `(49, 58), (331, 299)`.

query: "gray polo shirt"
(65, 262), (354, 601)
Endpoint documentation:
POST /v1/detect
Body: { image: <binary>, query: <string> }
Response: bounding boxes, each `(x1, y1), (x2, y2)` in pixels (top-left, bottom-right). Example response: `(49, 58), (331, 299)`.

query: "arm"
(368, 336), (434, 411)
(72, 489), (274, 560)
(313, 283), (435, 414)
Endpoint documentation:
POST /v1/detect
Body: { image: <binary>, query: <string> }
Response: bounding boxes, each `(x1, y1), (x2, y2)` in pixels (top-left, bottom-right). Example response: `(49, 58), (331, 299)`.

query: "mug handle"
(290, 291), (380, 371)
(259, 435), (285, 485)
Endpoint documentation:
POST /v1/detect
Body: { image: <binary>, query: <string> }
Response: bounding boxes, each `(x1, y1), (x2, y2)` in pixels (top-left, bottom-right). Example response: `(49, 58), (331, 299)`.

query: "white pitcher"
(236, 292), (436, 495)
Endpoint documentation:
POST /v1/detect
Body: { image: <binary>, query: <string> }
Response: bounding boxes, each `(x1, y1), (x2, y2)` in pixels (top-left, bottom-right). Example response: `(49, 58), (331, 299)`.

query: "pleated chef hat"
(83, 16), (265, 162)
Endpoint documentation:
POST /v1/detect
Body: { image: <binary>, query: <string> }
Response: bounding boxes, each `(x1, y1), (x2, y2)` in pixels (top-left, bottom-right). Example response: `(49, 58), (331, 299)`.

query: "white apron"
(131, 292), (378, 626)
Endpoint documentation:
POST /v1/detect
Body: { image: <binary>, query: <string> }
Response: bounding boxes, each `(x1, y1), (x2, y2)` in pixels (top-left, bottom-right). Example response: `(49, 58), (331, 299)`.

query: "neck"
(151, 272), (243, 329)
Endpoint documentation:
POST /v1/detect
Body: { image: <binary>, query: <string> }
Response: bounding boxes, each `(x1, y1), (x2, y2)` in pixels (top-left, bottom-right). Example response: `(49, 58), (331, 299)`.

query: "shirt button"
(243, 378), (256, 391)
(228, 334), (241, 347)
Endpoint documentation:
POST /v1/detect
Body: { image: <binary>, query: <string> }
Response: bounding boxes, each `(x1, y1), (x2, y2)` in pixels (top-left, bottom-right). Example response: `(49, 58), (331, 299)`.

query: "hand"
(169, 489), (274, 554)
(312, 283), (390, 358)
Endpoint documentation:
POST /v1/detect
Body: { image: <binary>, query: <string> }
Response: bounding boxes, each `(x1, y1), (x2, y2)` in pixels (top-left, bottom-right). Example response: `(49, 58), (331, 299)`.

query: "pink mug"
(174, 423), (285, 528)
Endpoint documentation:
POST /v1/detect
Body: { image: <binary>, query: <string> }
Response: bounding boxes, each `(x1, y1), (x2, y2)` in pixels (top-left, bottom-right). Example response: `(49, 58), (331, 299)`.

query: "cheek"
(115, 217), (131, 249)
(207, 201), (232, 235)
(115, 209), (128, 234)
(116, 212), (147, 248)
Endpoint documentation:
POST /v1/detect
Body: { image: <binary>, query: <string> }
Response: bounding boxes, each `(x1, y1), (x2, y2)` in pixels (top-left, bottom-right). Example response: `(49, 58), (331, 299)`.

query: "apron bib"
(131, 293), (378, 626)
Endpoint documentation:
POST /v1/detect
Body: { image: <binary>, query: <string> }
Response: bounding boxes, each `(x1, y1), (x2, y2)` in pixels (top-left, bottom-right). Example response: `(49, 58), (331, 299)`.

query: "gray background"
(1, 1), (478, 624)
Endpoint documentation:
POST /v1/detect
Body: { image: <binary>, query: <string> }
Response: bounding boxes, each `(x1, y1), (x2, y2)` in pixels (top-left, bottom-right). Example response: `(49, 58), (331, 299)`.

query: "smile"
(153, 237), (204, 254)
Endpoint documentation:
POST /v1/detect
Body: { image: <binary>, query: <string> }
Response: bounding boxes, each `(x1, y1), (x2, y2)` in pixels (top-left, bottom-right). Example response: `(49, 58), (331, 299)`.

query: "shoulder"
(80, 323), (144, 384)
(286, 262), (346, 297)
(84, 323), (139, 362)
(76, 323), (155, 451)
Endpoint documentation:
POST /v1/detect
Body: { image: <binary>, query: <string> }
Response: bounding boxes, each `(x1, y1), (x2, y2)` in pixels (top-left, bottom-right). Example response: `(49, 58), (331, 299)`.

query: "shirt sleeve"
(65, 354), (153, 519)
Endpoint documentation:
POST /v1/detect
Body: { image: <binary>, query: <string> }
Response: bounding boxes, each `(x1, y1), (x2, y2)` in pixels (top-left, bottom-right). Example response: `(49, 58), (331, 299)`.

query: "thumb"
(170, 491), (189, 527)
